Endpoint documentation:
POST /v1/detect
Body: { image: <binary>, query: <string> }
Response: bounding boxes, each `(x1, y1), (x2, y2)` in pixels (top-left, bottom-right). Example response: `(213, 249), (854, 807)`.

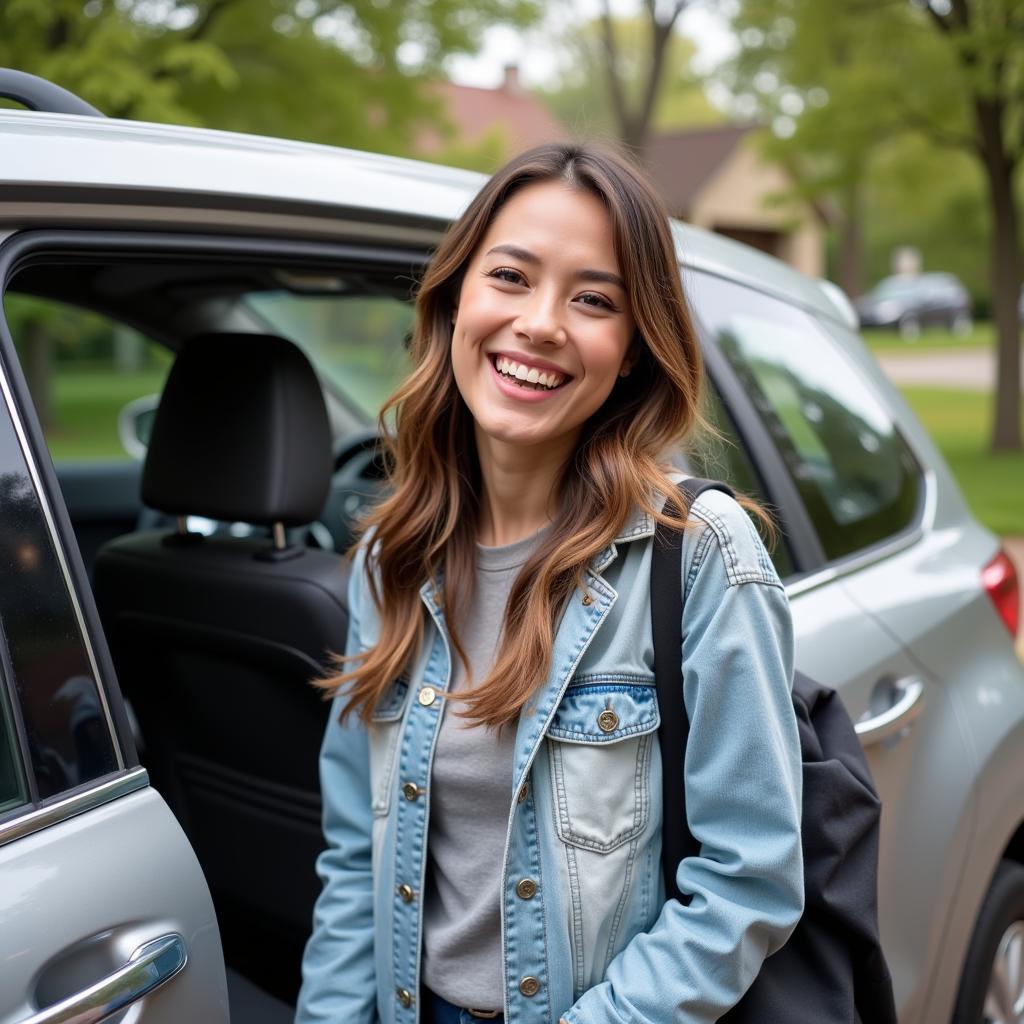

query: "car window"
(688, 273), (922, 561)
(687, 383), (796, 579)
(0, 673), (26, 815)
(2, 294), (172, 461)
(0, 389), (118, 800)
(243, 290), (414, 419)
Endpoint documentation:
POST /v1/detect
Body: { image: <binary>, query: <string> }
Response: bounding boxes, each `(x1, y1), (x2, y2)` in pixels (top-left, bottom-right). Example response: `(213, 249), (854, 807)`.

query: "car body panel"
(0, 784), (229, 1024)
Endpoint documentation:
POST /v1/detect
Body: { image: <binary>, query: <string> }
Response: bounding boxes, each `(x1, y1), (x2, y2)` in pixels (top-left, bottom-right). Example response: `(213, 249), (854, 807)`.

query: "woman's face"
(451, 180), (637, 456)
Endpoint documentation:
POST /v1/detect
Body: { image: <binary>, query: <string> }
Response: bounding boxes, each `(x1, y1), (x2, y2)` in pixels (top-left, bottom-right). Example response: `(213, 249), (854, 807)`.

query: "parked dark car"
(856, 272), (972, 339)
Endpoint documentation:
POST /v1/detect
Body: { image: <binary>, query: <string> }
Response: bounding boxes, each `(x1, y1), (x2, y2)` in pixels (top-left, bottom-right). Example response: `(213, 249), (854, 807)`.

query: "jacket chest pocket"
(546, 678), (660, 853)
(367, 675), (409, 817)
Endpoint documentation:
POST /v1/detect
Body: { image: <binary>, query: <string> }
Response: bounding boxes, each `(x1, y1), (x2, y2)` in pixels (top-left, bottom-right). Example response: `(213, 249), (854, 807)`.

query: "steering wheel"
(302, 428), (388, 551)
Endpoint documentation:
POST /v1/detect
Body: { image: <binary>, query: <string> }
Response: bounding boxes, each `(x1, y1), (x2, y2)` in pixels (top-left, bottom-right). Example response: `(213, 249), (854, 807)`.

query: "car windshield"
(242, 288), (415, 419)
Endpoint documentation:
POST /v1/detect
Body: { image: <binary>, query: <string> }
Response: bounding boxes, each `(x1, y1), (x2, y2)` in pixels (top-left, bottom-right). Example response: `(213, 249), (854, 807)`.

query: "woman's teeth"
(493, 356), (567, 390)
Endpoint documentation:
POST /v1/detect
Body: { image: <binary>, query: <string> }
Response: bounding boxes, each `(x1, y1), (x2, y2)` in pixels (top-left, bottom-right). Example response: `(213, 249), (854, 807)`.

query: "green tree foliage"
(541, 13), (723, 142)
(0, 0), (541, 153)
(722, 0), (1024, 451)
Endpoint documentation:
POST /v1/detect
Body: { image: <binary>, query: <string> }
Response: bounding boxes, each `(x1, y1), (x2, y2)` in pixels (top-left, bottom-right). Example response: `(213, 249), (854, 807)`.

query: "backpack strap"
(651, 477), (736, 904)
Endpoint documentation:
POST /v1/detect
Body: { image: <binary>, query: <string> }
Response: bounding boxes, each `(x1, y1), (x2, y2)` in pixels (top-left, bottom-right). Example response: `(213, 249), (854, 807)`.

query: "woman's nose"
(514, 290), (567, 346)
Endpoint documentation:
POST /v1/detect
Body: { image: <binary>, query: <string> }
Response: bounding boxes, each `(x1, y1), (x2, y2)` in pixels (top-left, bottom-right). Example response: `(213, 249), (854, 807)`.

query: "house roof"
(645, 123), (761, 216)
(418, 67), (567, 157)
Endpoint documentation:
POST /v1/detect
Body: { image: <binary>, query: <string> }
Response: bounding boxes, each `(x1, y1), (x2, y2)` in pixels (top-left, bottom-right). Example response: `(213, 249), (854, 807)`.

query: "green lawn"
(45, 368), (168, 460)
(860, 322), (999, 353)
(899, 387), (1024, 536)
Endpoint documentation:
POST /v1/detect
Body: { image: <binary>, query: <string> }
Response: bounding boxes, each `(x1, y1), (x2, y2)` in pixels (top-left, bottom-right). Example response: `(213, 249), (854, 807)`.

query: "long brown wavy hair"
(319, 142), (775, 728)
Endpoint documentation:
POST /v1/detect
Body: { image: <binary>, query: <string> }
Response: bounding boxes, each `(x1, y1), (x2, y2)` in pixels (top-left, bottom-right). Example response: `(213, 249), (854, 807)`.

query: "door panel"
(0, 241), (229, 1022)
(0, 786), (228, 1024)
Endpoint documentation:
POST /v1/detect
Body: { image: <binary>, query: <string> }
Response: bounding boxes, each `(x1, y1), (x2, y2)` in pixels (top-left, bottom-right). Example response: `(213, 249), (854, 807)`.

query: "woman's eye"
(488, 267), (526, 286)
(577, 292), (616, 311)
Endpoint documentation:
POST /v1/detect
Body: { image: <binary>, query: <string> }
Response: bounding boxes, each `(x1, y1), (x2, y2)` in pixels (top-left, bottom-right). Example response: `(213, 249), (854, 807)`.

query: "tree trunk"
(976, 99), (1021, 452)
(837, 181), (865, 299)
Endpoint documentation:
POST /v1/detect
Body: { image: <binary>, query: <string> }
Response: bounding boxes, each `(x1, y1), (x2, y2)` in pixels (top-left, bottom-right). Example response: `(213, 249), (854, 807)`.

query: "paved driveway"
(876, 347), (1024, 390)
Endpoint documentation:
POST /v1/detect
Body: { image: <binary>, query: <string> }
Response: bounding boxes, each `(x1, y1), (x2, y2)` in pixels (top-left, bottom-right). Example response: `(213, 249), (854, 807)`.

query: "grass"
(45, 368), (168, 461)
(860, 322), (999, 353)
(899, 387), (1024, 536)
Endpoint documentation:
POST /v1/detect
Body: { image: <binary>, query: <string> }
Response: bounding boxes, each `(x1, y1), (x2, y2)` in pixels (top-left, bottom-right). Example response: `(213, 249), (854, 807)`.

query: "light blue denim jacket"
(296, 486), (803, 1024)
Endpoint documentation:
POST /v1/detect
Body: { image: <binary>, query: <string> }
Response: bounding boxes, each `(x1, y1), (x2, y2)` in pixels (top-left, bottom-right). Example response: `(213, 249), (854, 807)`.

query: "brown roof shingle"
(645, 123), (760, 217)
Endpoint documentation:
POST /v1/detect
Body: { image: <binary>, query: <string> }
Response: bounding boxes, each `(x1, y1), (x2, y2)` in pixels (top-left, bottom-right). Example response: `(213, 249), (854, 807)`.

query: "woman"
(295, 143), (803, 1024)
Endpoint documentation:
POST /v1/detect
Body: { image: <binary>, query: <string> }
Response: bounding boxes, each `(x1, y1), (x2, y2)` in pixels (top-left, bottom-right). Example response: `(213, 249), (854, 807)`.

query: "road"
(875, 347), (1024, 390)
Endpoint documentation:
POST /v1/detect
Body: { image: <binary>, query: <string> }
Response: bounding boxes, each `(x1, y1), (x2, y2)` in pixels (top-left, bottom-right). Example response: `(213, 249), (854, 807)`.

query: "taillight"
(982, 548), (1020, 638)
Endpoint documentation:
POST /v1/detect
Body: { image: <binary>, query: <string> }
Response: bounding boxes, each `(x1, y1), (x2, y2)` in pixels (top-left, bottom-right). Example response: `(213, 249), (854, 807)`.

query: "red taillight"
(982, 549), (1020, 638)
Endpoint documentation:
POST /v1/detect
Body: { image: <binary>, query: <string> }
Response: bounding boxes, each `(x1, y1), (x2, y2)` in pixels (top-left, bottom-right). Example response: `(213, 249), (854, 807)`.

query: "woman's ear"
(619, 332), (642, 378)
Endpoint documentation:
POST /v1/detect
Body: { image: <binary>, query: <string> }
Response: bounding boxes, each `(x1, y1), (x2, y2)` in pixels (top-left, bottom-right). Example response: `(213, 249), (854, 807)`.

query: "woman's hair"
(319, 141), (775, 728)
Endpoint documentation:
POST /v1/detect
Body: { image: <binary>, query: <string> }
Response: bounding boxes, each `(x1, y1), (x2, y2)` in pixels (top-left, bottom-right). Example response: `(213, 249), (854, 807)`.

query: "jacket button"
(598, 709), (619, 732)
(397, 883), (415, 903)
(517, 783), (529, 804)
(519, 976), (541, 997)
(581, 593), (593, 606)
(402, 781), (423, 801)
(396, 987), (414, 1008)
(516, 878), (537, 899)
(418, 686), (437, 706)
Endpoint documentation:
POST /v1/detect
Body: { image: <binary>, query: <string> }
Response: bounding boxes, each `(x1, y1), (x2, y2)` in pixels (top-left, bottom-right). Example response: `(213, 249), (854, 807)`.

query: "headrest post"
(273, 522), (286, 550)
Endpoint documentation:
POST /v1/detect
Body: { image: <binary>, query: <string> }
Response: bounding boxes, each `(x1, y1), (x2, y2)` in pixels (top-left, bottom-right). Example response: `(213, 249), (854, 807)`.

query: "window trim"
(0, 767), (148, 847)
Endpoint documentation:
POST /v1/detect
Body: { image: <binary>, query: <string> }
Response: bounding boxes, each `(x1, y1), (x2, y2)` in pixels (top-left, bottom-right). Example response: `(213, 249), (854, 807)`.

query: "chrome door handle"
(855, 678), (926, 748)
(19, 933), (187, 1024)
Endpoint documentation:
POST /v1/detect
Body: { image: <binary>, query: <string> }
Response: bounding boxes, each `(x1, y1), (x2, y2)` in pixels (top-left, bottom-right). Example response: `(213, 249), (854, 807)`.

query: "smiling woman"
(296, 143), (803, 1024)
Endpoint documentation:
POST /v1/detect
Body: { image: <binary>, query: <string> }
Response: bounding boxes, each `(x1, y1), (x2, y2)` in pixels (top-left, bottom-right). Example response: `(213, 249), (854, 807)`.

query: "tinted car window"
(688, 273), (922, 561)
(0, 673), (26, 814)
(0, 390), (118, 799)
(687, 383), (796, 579)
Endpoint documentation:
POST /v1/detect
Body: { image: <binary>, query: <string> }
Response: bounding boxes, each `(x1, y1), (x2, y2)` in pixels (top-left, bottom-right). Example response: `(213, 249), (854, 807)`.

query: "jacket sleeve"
(562, 503), (804, 1024)
(295, 542), (378, 1024)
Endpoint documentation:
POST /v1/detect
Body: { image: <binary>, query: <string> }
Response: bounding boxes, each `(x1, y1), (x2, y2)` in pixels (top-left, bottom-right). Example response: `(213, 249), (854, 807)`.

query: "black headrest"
(142, 333), (332, 526)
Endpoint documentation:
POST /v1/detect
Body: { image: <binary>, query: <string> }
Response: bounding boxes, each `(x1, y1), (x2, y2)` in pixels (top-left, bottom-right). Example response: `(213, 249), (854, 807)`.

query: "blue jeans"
(422, 986), (504, 1024)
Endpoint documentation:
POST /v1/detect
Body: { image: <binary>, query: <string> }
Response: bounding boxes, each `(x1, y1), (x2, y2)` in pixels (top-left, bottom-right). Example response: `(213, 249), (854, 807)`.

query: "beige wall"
(687, 139), (825, 279)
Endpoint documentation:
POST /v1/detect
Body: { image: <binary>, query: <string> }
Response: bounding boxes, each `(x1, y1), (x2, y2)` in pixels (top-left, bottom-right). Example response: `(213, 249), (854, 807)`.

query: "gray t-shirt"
(421, 525), (550, 1010)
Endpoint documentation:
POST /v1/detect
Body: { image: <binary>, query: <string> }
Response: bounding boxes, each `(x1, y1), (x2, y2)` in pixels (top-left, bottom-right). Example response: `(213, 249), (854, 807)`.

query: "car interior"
(1, 241), (770, 1018)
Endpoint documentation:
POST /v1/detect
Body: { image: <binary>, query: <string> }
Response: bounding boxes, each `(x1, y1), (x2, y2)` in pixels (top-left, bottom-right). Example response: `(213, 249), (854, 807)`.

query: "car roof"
(0, 110), (848, 327)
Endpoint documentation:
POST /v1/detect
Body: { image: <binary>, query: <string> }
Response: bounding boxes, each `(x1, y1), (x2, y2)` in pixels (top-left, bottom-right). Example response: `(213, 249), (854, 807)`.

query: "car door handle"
(855, 678), (926, 748)
(19, 933), (187, 1024)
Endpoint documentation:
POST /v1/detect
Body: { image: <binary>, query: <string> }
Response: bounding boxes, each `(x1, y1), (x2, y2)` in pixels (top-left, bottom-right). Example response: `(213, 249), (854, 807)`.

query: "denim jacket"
(296, 485), (804, 1024)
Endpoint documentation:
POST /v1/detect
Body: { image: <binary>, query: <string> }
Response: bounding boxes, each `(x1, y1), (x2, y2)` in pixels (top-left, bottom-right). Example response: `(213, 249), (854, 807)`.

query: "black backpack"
(651, 478), (898, 1024)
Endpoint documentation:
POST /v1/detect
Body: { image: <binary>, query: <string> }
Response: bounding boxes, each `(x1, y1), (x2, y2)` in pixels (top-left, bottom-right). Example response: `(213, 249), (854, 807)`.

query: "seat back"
(93, 332), (348, 1000)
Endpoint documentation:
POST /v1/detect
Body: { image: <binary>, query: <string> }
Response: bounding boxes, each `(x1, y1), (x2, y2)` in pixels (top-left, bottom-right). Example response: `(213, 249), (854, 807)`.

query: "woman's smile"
(486, 352), (574, 402)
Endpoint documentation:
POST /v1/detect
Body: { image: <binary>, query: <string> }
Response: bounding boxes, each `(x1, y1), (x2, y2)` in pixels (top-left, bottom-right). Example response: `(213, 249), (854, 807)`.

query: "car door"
(0, 297), (229, 1023)
(685, 269), (973, 1023)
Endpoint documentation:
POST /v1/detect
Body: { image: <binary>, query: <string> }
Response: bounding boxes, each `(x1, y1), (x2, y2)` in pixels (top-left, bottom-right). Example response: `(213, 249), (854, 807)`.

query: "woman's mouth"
(489, 354), (571, 393)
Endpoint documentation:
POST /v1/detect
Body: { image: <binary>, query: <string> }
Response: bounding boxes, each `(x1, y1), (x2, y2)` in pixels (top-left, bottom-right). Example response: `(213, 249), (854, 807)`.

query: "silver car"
(1, 70), (1022, 1024)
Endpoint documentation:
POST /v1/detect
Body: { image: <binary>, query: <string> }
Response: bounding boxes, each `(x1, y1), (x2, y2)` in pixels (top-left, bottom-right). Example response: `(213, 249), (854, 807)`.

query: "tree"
(722, 0), (1024, 452)
(542, 13), (723, 141)
(0, 0), (540, 153)
(914, 0), (1024, 451)
(550, 1), (698, 155)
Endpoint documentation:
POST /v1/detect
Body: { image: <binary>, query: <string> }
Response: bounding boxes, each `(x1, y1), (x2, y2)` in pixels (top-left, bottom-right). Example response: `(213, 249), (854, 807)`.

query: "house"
(415, 65), (565, 163)
(645, 123), (825, 279)
(421, 72), (824, 279)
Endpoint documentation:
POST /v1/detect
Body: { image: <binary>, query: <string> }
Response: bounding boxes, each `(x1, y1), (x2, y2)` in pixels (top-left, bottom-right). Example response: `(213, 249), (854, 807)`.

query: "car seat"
(93, 332), (348, 1002)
